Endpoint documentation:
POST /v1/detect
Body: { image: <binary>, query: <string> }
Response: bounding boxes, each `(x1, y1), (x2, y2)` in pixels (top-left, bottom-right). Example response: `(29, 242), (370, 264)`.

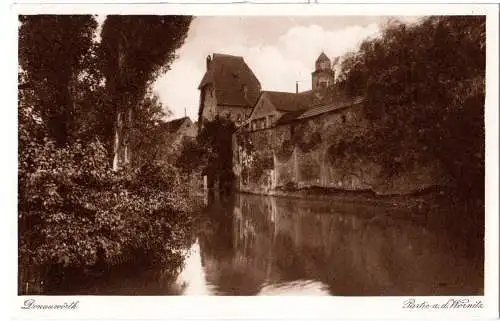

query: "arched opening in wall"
(298, 131), (322, 153)
(275, 140), (294, 163)
(326, 142), (348, 165)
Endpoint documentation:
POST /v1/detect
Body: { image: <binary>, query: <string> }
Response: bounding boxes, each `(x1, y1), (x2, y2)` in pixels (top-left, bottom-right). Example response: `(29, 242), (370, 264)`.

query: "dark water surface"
(63, 193), (483, 296)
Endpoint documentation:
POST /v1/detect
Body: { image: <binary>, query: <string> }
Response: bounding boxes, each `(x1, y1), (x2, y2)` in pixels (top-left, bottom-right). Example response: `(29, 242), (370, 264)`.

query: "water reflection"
(55, 193), (483, 295)
(175, 240), (215, 295)
(195, 193), (483, 296)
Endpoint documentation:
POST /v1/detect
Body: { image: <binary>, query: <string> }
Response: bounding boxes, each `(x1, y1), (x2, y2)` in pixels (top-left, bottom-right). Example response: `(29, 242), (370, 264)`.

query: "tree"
(19, 15), (98, 146)
(128, 92), (169, 168)
(337, 16), (485, 198)
(98, 15), (193, 170)
(18, 15), (197, 294)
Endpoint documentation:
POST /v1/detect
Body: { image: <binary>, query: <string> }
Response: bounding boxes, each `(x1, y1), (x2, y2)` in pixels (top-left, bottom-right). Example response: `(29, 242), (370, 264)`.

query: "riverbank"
(238, 185), (457, 208)
(236, 185), (484, 237)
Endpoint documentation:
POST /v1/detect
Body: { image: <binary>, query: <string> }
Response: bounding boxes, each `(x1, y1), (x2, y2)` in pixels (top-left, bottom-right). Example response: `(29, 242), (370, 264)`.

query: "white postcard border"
(5, 3), (499, 321)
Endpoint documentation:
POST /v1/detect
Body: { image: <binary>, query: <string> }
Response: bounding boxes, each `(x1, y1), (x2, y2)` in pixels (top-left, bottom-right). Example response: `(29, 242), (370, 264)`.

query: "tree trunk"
(112, 107), (134, 170)
(112, 35), (127, 171)
(123, 108), (133, 165)
(112, 111), (123, 171)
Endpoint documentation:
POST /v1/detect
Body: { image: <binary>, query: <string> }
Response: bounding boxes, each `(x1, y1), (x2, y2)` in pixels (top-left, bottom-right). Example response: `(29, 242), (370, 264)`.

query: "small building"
(243, 90), (313, 131)
(241, 51), (348, 132)
(161, 116), (197, 143)
(158, 116), (197, 162)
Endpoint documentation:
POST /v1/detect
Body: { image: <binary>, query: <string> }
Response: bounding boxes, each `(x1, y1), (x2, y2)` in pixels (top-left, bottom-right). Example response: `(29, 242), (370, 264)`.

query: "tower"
(311, 52), (335, 91)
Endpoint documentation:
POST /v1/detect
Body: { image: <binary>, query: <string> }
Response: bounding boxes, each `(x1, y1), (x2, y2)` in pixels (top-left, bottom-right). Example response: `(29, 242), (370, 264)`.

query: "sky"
(151, 16), (422, 121)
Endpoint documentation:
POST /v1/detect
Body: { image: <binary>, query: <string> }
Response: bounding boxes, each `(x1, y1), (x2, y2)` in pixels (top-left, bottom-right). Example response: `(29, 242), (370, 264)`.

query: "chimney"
(296, 81), (299, 94)
(206, 54), (212, 70)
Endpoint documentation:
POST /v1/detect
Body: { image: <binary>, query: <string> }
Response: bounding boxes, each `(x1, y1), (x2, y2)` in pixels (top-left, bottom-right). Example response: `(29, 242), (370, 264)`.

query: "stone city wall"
(233, 104), (449, 196)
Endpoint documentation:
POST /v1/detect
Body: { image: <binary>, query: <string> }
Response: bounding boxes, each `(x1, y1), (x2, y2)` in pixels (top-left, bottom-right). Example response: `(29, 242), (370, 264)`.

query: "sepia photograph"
(17, 11), (488, 300)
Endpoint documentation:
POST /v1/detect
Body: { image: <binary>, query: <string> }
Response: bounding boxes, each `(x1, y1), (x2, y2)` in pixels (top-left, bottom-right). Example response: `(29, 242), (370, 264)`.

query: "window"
(268, 115), (275, 127)
(341, 114), (346, 123)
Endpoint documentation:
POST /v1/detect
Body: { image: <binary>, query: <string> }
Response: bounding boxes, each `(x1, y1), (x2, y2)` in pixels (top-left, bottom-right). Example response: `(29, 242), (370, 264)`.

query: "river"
(61, 193), (484, 296)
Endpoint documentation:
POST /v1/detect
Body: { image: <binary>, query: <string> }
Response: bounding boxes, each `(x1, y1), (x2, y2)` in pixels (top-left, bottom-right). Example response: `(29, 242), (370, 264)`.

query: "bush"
(18, 136), (196, 293)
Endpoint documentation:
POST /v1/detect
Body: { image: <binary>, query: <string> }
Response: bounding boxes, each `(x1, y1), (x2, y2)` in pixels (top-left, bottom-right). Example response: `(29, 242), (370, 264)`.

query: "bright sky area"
(99, 16), (423, 122)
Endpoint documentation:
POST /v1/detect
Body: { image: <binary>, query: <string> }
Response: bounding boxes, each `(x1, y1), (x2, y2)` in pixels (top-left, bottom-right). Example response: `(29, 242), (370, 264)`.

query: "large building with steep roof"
(198, 53), (261, 127)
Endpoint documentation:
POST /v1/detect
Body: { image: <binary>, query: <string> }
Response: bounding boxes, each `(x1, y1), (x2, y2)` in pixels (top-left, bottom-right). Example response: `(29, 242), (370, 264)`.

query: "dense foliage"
(19, 15), (98, 146)
(337, 16), (485, 198)
(177, 118), (236, 193)
(18, 15), (195, 294)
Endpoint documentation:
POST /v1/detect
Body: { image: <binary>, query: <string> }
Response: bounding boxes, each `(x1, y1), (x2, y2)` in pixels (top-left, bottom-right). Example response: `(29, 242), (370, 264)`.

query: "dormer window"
(205, 86), (213, 98)
(268, 115), (275, 127)
(242, 85), (248, 98)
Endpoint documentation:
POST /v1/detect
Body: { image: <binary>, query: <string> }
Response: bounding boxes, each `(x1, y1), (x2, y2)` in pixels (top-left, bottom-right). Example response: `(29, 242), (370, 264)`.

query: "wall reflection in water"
(194, 193), (483, 296)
